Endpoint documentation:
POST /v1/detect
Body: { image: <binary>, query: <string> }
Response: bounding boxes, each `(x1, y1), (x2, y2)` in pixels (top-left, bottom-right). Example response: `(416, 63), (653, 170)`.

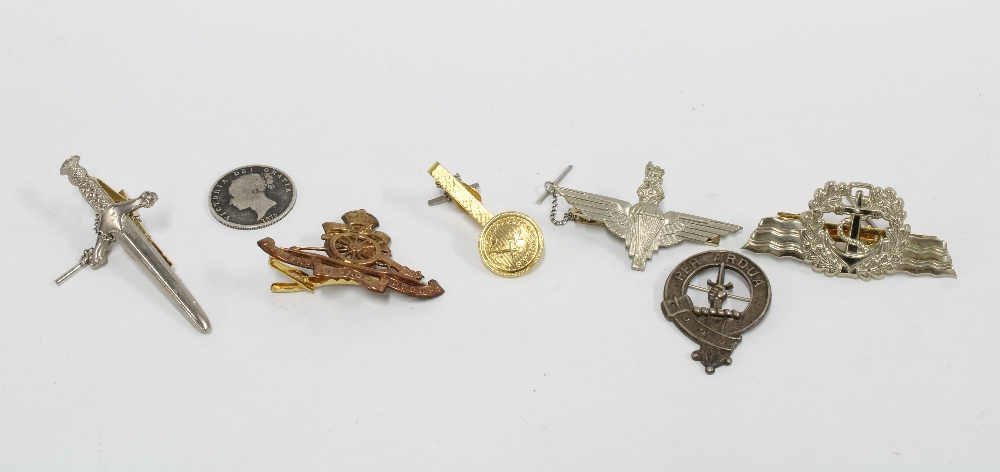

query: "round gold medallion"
(478, 211), (544, 277)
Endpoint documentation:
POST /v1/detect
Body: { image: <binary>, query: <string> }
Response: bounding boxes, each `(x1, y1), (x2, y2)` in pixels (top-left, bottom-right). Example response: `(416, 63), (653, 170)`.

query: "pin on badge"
(428, 162), (544, 277)
(55, 156), (212, 333)
(428, 174), (480, 206)
(742, 181), (956, 280)
(661, 251), (771, 374)
(258, 209), (445, 298)
(539, 162), (742, 270)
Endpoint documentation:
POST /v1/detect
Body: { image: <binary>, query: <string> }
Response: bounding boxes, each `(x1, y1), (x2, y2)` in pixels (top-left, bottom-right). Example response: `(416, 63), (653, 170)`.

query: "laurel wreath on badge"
(800, 182), (911, 281)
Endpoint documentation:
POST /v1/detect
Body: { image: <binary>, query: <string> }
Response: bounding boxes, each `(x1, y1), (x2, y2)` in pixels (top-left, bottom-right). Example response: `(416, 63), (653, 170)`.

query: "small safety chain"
(546, 183), (576, 226)
(93, 214), (115, 243)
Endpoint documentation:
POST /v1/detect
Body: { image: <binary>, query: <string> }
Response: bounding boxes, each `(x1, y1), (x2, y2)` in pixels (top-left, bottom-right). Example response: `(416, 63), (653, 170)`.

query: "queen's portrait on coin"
(229, 173), (276, 221)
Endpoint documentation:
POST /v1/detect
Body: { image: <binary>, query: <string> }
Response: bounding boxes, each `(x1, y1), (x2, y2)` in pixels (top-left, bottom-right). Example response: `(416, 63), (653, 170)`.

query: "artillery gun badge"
(258, 209), (444, 298)
(662, 251), (771, 374)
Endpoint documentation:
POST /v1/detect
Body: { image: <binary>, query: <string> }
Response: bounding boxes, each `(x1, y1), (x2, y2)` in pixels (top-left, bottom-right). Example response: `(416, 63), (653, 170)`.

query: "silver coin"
(209, 165), (296, 230)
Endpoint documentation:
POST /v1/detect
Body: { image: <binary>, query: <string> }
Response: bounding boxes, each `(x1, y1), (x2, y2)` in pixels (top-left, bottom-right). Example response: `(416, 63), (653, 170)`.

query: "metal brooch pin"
(742, 181), (956, 280)
(55, 156), (212, 334)
(661, 251), (771, 374)
(428, 174), (479, 206)
(428, 162), (544, 277)
(539, 162), (742, 270)
(257, 209), (445, 298)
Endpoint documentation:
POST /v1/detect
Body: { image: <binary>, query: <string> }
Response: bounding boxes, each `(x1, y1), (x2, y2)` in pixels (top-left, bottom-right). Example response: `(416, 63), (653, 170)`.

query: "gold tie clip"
(428, 162), (544, 277)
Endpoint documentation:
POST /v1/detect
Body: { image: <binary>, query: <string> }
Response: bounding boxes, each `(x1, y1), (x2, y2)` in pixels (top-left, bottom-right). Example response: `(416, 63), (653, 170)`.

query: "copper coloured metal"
(258, 209), (444, 298)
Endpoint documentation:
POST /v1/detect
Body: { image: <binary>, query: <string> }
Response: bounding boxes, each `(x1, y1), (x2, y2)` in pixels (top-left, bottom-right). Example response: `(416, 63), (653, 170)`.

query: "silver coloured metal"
(662, 251), (771, 374)
(686, 283), (752, 303)
(58, 156), (212, 333)
(742, 181), (956, 279)
(429, 176), (480, 206)
(549, 162), (742, 270)
(547, 191), (577, 226)
(55, 248), (94, 285)
(535, 165), (573, 205)
(209, 165), (296, 230)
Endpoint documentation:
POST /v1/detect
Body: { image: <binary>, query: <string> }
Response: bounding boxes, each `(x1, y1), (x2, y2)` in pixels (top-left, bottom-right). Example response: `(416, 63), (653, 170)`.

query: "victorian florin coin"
(209, 165), (297, 230)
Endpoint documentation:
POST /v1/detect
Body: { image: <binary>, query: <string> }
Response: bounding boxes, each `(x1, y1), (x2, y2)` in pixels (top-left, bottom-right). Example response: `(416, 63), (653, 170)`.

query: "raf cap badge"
(428, 163), (544, 277)
(55, 156), (212, 333)
(742, 182), (956, 280)
(258, 209), (444, 298)
(539, 162), (742, 270)
(661, 251), (771, 374)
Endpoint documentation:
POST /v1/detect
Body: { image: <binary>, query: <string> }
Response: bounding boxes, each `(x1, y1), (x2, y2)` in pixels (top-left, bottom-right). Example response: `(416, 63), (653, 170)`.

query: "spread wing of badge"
(742, 181), (956, 280)
(538, 163), (742, 270)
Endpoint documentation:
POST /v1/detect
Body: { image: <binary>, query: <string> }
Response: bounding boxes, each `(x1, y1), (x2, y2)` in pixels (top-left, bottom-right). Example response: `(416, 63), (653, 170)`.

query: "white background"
(2, 1), (998, 470)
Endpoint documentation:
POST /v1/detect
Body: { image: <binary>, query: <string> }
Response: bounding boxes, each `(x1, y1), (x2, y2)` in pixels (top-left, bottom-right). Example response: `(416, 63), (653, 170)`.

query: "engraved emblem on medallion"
(743, 181), (956, 279)
(480, 212), (544, 277)
(428, 163), (544, 277)
(209, 165), (296, 230)
(661, 251), (771, 374)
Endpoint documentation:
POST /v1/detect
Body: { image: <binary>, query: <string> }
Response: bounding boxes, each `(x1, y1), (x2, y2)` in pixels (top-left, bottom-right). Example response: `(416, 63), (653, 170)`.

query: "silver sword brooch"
(55, 156), (212, 334)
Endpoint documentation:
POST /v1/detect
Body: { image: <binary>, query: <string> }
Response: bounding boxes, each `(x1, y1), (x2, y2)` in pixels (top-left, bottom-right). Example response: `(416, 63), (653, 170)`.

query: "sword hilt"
(60, 156), (113, 212)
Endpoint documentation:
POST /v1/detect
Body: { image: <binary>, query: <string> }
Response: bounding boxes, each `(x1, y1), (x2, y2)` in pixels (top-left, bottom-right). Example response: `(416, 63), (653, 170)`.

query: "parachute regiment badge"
(538, 162), (742, 271)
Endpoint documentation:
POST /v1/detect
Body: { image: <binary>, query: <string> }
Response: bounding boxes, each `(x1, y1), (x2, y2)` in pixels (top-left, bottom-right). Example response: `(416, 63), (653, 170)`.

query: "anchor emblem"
(743, 181), (956, 280)
(829, 185), (884, 264)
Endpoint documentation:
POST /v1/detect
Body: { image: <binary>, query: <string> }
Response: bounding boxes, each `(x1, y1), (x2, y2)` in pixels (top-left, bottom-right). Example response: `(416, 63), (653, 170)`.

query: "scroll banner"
(663, 295), (741, 352)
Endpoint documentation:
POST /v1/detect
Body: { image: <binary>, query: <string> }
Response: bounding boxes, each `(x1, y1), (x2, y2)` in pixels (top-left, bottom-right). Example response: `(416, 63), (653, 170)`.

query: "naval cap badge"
(55, 156), (212, 334)
(258, 209), (445, 298)
(538, 162), (742, 271)
(661, 251), (771, 374)
(428, 163), (544, 277)
(742, 181), (956, 280)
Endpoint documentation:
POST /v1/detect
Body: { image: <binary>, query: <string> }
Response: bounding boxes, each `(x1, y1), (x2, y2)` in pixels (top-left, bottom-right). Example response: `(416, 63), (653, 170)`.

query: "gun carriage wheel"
(325, 233), (384, 265)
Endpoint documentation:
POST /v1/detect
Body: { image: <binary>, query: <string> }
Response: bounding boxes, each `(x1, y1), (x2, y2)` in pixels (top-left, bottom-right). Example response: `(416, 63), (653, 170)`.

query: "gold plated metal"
(258, 209), (445, 298)
(428, 162), (544, 277)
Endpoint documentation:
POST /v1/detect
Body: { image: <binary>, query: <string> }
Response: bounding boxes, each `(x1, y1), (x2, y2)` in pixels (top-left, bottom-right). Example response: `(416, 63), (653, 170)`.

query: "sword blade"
(117, 218), (212, 333)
